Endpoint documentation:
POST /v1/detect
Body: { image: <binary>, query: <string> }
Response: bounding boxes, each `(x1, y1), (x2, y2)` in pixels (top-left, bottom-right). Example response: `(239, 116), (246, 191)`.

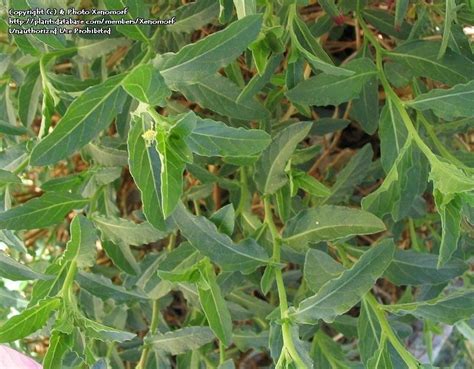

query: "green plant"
(0, 0), (473, 368)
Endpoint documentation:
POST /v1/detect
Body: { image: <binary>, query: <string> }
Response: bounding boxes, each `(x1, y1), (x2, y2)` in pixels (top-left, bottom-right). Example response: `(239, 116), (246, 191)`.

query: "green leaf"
(105, 0), (149, 42)
(154, 15), (262, 87)
(0, 252), (52, 281)
(83, 143), (128, 167)
(102, 239), (140, 276)
(81, 317), (136, 342)
(364, 9), (412, 40)
(282, 206), (386, 250)
(379, 99), (408, 173)
(438, 0), (457, 59)
(434, 190), (463, 267)
(290, 11), (352, 76)
(429, 157), (474, 195)
(0, 230), (27, 253)
(0, 192), (88, 230)
(326, 143), (374, 204)
(0, 120), (28, 136)
(311, 330), (351, 369)
(254, 121), (312, 195)
(0, 169), (21, 185)
(366, 338), (394, 369)
(175, 74), (269, 120)
(384, 250), (468, 286)
(362, 139), (428, 221)
(0, 297), (61, 342)
(63, 215), (98, 269)
(292, 240), (394, 323)
(156, 129), (187, 218)
(169, 0), (219, 33)
(93, 214), (168, 246)
(291, 170), (331, 198)
(127, 115), (166, 230)
(209, 204), (235, 236)
(186, 117), (271, 157)
(350, 72), (379, 134)
(43, 331), (72, 369)
(394, 0), (409, 29)
(304, 249), (345, 293)
(386, 40), (474, 85)
(407, 80), (474, 120)
(148, 326), (215, 355)
(286, 58), (377, 106)
(76, 271), (147, 303)
(384, 290), (474, 325)
(172, 202), (269, 273)
(122, 65), (171, 106)
(18, 62), (41, 126)
(198, 260), (233, 346)
(30, 74), (127, 165)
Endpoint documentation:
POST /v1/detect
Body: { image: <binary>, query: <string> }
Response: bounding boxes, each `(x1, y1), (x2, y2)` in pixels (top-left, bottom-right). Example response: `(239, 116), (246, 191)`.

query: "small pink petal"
(0, 345), (42, 369)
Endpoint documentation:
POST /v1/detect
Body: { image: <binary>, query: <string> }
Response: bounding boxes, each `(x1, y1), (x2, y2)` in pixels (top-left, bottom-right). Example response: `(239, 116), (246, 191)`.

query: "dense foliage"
(0, 0), (473, 368)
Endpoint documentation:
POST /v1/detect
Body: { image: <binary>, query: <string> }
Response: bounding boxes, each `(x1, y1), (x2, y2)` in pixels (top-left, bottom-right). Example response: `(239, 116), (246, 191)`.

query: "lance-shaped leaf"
(63, 215), (98, 269)
(43, 331), (72, 369)
(127, 115), (166, 230)
(18, 62), (41, 126)
(350, 60), (379, 134)
(0, 297), (61, 342)
(379, 99), (408, 173)
(148, 327), (215, 355)
(76, 271), (147, 303)
(0, 252), (52, 281)
(384, 250), (468, 286)
(282, 205), (386, 250)
(81, 317), (136, 342)
(254, 121), (312, 195)
(102, 239), (140, 276)
(386, 40), (474, 85)
(0, 192), (88, 230)
(362, 139), (428, 221)
(290, 11), (351, 76)
(169, 0), (219, 33)
(122, 64), (171, 106)
(156, 130), (186, 218)
(286, 58), (377, 106)
(105, 0), (149, 42)
(172, 202), (269, 273)
(93, 214), (168, 246)
(304, 249), (345, 293)
(292, 240), (394, 323)
(407, 80), (474, 120)
(154, 14), (262, 87)
(198, 260), (233, 346)
(186, 118), (271, 157)
(30, 74), (127, 166)
(175, 74), (269, 120)
(383, 291), (474, 325)
(429, 157), (474, 195)
(434, 190), (463, 267)
(326, 144), (373, 204)
(312, 330), (352, 368)
(0, 169), (21, 185)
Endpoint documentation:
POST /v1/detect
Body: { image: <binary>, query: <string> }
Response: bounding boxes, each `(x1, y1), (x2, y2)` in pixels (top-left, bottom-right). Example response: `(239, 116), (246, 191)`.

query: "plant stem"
(365, 294), (420, 369)
(60, 260), (77, 305)
(219, 340), (226, 364)
(136, 299), (160, 369)
(357, 15), (437, 165)
(263, 196), (308, 369)
(408, 218), (421, 251)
